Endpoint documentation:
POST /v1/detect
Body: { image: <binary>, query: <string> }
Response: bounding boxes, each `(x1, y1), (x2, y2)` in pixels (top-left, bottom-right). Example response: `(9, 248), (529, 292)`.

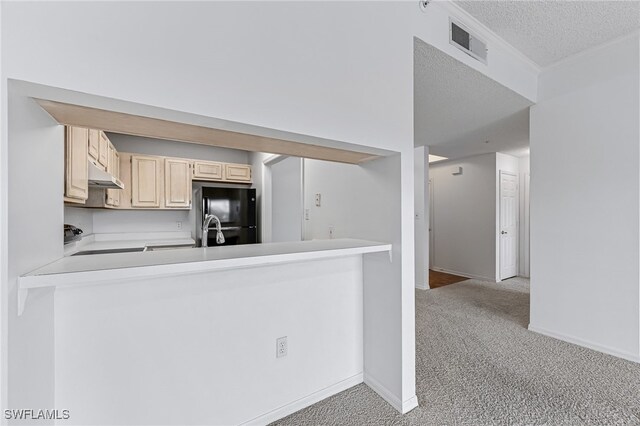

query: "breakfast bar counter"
(18, 239), (392, 315)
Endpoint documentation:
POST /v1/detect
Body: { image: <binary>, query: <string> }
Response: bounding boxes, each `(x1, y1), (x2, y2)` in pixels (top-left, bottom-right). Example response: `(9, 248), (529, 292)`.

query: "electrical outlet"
(276, 336), (288, 358)
(305, 209), (310, 220)
(176, 221), (182, 230)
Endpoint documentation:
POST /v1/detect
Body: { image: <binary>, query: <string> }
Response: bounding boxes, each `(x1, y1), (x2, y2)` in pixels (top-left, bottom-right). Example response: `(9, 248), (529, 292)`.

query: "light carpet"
(272, 278), (640, 425)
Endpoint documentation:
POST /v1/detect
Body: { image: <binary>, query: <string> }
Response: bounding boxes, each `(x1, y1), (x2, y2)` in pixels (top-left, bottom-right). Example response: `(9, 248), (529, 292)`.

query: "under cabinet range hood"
(88, 161), (124, 189)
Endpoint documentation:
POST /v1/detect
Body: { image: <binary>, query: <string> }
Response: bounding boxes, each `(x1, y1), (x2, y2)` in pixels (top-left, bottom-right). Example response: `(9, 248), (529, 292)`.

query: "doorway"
(499, 170), (519, 280)
(267, 156), (304, 243)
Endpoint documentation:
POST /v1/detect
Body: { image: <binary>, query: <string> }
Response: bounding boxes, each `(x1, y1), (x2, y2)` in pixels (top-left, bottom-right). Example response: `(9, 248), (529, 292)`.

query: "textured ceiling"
(414, 38), (532, 158)
(454, 1), (640, 67)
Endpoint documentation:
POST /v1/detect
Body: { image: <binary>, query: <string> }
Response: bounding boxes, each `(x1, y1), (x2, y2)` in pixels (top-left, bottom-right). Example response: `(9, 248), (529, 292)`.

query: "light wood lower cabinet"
(165, 158), (192, 208)
(131, 154), (162, 208)
(64, 126), (89, 203)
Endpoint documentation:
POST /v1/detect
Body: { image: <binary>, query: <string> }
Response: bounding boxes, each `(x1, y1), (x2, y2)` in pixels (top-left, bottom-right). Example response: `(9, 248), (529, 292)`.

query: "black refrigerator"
(198, 187), (258, 246)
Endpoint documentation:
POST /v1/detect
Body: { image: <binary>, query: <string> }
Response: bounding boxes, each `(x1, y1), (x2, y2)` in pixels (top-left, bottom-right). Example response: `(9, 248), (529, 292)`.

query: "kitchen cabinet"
(88, 129), (100, 167)
(131, 154), (162, 208)
(193, 161), (252, 183)
(64, 126), (89, 203)
(164, 158), (192, 208)
(98, 131), (109, 169)
(105, 145), (121, 207)
(224, 163), (252, 182)
(193, 160), (224, 181)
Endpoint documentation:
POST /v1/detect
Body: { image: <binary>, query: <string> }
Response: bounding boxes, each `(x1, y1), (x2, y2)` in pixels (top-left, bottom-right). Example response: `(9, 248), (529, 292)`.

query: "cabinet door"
(106, 149), (121, 207)
(164, 158), (191, 208)
(98, 131), (109, 169)
(131, 155), (162, 208)
(64, 126), (89, 202)
(88, 129), (100, 164)
(193, 160), (223, 181)
(224, 163), (252, 182)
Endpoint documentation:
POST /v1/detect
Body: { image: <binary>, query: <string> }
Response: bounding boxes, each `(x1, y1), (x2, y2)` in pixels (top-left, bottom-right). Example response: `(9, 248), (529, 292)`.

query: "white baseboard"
(430, 266), (495, 283)
(364, 373), (419, 414)
(415, 282), (429, 290)
(528, 324), (640, 364)
(241, 373), (363, 426)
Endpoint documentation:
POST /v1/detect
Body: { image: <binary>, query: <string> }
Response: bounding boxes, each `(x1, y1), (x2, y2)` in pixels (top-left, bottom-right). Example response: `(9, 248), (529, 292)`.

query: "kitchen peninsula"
(19, 238), (392, 425)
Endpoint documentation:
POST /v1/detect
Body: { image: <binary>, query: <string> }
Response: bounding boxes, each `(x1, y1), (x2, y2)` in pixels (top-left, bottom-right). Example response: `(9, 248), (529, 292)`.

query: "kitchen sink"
(71, 247), (146, 256)
(144, 244), (195, 251)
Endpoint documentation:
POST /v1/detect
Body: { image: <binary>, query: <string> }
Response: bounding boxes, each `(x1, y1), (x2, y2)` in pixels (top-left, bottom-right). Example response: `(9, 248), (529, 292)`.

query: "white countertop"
(64, 231), (195, 256)
(21, 239), (392, 290)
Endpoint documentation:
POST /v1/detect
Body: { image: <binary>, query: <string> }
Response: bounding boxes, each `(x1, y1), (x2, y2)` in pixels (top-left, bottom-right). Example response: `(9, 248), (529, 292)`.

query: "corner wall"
(429, 154), (497, 281)
(414, 146), (429, 289)
(530, 34), (640, 362)
(6, 85), (60, 414)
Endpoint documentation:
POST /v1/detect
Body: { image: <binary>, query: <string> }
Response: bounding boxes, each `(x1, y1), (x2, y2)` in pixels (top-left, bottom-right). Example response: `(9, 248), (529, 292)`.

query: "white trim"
(528, 324), (640, 364)
(542, 30), (640, 73)
(364, 373), (418, 414)
(415, 282), (429, 291)
(435, 1), (541, 74)
(402, 396), (419, 414)
(240, 373), (363, 426)
(364, 373), (401, 412)
(430, 266), (494, 283)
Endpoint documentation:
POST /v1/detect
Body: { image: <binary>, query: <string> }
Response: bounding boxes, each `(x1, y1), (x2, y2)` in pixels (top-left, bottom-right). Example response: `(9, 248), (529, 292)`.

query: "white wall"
(64, 206), (94, 236)
(6, 86), (60, 414)
(518, 155), (530, 277)
(271, 157), (303, 243)
(302, 155), (411, 407)
(414, 146), (429, 289)
(530, 34), (640, 362)
(92, 210), (190, 235)
(1, 0), (541, 418)
(429, 154), (497, 281)
(55, 256), (364, 425)
(107, 133), (250, 164)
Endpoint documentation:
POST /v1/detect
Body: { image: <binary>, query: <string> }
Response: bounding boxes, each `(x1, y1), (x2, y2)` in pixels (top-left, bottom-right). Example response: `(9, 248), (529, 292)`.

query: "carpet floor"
(272, 278), (640, 425)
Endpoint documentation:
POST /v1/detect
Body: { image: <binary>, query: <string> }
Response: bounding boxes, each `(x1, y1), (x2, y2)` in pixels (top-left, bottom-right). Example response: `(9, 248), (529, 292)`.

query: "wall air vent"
(449, 19), (488, 64)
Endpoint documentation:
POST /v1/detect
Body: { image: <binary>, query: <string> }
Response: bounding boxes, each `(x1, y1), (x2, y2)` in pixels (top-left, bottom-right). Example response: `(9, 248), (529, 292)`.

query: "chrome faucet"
(202, 214), (225, 247)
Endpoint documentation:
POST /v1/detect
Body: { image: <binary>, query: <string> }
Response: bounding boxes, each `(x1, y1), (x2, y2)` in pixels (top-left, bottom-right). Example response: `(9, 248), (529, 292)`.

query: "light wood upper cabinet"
(224, 163), (252, 182)
(98, 131), (109, 169)
(164, 158), (192, 208)
(88, 129), (100, 165)
(105, 146), (121, 207)
(193, 160), (224, 181)
(64, 126), (89, 203)
(131, 155), (162, 208)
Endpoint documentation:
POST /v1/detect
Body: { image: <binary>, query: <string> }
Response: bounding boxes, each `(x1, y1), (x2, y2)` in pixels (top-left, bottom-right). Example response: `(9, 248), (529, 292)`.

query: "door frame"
(499, 170), (519, 281)
(262, 154), (305, 243)
(428, 178), (434, 270)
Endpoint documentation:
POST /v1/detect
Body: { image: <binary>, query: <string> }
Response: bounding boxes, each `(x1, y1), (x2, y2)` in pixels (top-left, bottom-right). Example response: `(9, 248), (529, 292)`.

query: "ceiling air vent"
(450, 19), (487, 64)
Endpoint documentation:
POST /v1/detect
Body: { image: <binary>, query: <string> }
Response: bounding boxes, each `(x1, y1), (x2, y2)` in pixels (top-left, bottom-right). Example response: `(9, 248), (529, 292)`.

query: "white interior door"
(270, 156), (303, 242)
(428, 179), (434, 269)
(500, 171), (518, 280)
